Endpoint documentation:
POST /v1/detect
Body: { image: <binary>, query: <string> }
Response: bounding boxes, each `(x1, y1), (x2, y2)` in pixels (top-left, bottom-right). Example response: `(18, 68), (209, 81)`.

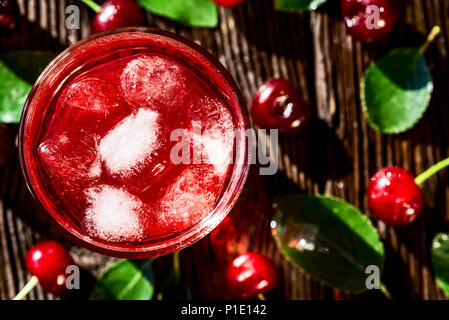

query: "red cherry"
(251, 79), (310, 133)
(0, 0), (18, 31)
(0, 126), (15, 165)
(90, 0), (144, 34)
(341, 0), (399, 42)
(367, 167), (424, 226)
(25, 241), (74, 294)
(213, 0), (245, 7)
(226, 252), (278, 299)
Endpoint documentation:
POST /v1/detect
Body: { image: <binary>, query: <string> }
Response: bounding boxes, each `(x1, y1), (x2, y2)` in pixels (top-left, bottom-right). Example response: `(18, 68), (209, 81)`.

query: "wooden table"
(1, 0), (448, 300)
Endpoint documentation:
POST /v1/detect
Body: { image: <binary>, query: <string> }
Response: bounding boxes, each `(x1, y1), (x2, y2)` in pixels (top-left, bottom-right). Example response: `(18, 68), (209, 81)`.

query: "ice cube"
(38, 128), (101, 186)
(199, 128), (234, 177)
(157, 166), (217, 231)
(99, 108), (160, 177)
(190, 96), (235, 177)
(82, 185), (151, 243)
(57, 75), (128, 131)
(62, 76), (120, 114)
(120, 55), (189, 110)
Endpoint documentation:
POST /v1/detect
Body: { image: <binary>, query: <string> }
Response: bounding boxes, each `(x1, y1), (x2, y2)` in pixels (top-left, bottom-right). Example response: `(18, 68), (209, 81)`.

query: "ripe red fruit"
(226, 252), (278, 299)
(0, 126), (15, 165)
(0, 0), (19, 31)
(367, 167), (424, 226)
(251, 79), (310, 133)
(213, 0), (246, 7)
(25, 241), (74, 294)
(90, 0), (144, 34)
(341, 0), (399, 42)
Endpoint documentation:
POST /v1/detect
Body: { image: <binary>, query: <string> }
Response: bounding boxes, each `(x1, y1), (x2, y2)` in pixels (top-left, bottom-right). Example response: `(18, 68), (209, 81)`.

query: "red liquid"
(20, 31), (249, 256)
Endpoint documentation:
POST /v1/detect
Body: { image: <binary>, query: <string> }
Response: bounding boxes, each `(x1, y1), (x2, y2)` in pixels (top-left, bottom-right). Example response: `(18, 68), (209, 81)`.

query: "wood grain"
(1, 0), (449, 300)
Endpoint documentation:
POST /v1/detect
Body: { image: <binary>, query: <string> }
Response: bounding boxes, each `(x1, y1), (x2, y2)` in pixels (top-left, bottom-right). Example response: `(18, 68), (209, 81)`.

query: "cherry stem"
(418, 26), (441, 56)
(13, 276), (39, 300)
(415, 157), (449, 185)
(257, 293), (266, 300)
(379, 282), (393, 300)
(81, 0), (101, 13)
(173, 250), (180, 276)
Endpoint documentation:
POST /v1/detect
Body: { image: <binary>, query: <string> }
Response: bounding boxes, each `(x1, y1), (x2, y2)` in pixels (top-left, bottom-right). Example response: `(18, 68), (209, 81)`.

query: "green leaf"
(137, 0), (218, 28)
(275, 0), (328, 12)
(0, 50), (54, 124)
(91, 259), (155, 300)
(431, 233), (449, 298)
(272, 194), (384, 293)
(361, 48), (433, 134)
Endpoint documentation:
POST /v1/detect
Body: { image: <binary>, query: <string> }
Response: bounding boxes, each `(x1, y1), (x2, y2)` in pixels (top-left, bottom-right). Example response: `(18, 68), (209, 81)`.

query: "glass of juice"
(19, 28), (251, 258)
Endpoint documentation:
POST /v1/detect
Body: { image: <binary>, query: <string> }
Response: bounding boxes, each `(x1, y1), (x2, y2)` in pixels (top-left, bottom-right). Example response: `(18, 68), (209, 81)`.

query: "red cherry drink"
(19, 29), (250, 257)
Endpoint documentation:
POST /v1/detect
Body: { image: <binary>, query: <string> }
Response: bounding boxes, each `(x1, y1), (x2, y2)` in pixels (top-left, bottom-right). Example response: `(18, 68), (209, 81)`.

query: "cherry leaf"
(431, 233), (449, 298)
(361, 48), (433, 134)
(137, 0), (218, 28)
(0, 50), (54, 124)
(272, 194), (384, 293)
(275, 0), (328, 12)
(91, 259), (154, 300)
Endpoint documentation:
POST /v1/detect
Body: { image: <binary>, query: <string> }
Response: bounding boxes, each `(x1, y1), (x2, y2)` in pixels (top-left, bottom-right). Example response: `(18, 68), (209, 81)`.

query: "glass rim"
(18, 27), (252, 258)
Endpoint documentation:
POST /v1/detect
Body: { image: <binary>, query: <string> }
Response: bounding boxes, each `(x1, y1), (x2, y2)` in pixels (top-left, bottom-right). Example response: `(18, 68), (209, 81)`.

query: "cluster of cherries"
(251, 0), (399, 133)
(15, 239), (278, 300)
(248, 1), (429, 228)
(248, 1), (440, 229)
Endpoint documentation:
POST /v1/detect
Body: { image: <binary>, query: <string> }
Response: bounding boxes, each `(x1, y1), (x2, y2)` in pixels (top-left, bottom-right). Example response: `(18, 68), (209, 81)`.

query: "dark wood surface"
(1, 0), (449, 300)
